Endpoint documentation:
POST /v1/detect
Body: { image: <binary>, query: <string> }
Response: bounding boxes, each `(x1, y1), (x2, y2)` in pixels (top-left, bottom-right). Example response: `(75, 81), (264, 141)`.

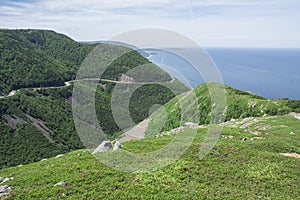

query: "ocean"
(142, 48), (300, 100)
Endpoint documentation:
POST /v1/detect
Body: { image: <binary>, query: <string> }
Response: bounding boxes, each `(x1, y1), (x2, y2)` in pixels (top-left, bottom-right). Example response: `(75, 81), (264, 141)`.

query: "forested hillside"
(0, 29), (188, 169)
(0, 29), (171, 95)
(0, 29), (96, 95)
(0, 78), (187, 169)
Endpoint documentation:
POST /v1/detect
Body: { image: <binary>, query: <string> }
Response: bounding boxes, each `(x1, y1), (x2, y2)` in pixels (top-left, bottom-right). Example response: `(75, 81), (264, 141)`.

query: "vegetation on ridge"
(0, 115), (299, 199)
(0, 29), (96, 95)
(146, 83), (300, 137)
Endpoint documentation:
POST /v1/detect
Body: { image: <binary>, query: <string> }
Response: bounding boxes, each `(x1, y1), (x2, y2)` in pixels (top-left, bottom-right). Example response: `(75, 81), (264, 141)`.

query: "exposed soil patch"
(280, 153), (300, 159)
(119, 119), (150, 143)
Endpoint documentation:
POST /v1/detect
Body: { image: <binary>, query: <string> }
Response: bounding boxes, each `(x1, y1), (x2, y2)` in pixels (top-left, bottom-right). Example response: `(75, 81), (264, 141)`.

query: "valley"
(0, 29), (188, 169)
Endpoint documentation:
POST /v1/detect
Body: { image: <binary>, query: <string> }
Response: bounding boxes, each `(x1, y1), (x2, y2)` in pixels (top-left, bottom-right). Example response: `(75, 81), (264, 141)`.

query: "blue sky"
(0, 0), (300, 47)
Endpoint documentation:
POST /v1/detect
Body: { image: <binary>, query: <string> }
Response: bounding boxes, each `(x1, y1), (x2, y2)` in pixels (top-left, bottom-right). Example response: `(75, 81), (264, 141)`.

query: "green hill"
(0, 79), (187, 169)
(146, 83), (300, 137)
(0, 29), (171, 95)
(0, 115), (299, 199)
(0, 29), (96, 95)
(0, 29), (188, 169)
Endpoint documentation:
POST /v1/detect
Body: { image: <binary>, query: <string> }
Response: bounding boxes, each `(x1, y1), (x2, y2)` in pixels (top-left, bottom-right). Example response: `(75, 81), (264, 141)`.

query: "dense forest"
(0, 29), (171, 96)
(0, 29), (188, 168)
(0, 29), (96, 95)
(0, 79), (188, 169)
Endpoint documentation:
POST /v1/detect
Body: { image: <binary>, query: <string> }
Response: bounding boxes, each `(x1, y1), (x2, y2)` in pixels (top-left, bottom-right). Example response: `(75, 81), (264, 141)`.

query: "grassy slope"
(0, 115), (299, 199)
(145, 83), (298, 137)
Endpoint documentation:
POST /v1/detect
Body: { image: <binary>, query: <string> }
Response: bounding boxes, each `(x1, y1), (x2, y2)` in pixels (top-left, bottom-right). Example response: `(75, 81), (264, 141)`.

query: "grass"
(145, 83), (295, 138)
(0, 115), (299, 199)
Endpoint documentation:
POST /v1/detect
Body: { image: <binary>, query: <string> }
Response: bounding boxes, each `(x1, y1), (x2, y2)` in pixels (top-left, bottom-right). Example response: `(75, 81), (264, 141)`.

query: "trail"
(119, 119), (150, 143)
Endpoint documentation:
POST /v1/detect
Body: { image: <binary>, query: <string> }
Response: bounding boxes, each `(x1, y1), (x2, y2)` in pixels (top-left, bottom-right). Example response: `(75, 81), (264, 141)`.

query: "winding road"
(0, 81), (73, 99)
(0, 78), (175, 99)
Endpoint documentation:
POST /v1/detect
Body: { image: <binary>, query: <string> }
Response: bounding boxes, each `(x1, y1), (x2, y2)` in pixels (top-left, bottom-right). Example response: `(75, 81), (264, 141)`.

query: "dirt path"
(119, 119), (150, 143)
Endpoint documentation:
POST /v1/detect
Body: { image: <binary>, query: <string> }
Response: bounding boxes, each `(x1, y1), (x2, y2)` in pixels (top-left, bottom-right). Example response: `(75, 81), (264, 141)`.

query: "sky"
(0, 0), (300, 47)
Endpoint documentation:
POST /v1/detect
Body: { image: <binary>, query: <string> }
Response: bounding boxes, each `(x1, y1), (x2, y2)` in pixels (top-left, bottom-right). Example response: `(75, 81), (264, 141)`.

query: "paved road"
(0, 81), (72, 99)
(0, 78), (174, 99)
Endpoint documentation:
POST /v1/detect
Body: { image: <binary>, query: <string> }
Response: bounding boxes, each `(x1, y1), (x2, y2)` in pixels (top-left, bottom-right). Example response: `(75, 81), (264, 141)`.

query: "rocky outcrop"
(54, 181), (66, 187)
(120, 74), (135, 83)
(155, 123), (206, 138)
(289, 112), (300, 120)
(0, 177), (13, 199)
(92, 141), (113, 154)
(25, 114), (54, 143)
(3, 115), (25, 130)
(113, 141), (123, 151)
(183, 122), (200, 128)
(92, 140), (123, 154)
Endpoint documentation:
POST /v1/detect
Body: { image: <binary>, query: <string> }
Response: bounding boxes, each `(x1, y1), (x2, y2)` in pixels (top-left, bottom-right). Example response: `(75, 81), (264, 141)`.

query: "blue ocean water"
(142, 48), (300, 100)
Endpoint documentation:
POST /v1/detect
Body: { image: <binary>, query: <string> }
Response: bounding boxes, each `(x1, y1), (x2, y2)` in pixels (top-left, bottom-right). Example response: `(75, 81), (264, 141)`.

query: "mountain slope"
(146, 83), (299, 137)
(0, 115), (299, 199)
(0, 29), (171, 95)
(0, 30), (188, 169)
(0, 29), (96, 95)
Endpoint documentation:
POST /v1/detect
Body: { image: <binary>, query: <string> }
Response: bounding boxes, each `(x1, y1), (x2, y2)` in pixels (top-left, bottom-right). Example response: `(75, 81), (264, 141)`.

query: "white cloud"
(0, 0), (299, 47)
